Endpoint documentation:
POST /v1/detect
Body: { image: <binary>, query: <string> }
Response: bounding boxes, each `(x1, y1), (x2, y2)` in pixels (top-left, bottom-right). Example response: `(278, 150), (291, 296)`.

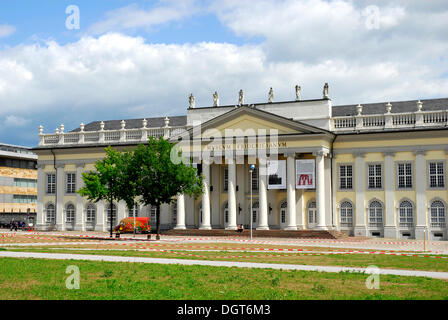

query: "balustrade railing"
(38, 125), (190, 147)
(332, 110), (447, 132)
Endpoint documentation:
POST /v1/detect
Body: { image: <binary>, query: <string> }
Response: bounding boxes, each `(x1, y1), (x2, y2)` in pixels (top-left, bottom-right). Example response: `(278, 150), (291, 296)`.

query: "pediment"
(191, 106), (328, 139)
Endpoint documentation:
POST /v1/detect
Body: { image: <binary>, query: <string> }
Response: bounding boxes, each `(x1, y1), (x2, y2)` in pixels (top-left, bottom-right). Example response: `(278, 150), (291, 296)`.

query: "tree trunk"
(110, 198), (113, 238)
(156, 203), (161, 240)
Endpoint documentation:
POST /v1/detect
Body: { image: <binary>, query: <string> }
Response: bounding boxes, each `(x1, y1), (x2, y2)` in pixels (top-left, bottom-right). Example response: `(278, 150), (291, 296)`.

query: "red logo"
(298, 174), (313, 186)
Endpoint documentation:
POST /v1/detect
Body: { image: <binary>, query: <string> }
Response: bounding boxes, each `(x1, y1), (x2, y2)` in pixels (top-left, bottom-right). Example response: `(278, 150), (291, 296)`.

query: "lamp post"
(249, 164), (255, 241)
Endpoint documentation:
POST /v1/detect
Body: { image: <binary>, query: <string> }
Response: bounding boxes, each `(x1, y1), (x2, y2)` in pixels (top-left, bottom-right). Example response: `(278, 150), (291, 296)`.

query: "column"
(200, 160), (212, 229)
(175, 194), (186, 230)
(98, 200), (106, 232)
(56, 164), (65, 231)
(118, 201), (126, 223)
(315, 151), (327, 230)
(383, 152), (397, 238)
(227, 159), (237, 230)
(36, 164), (45, 229)
(354, 153), (367, 236)
(415, 150), (427, 239)
(257, 158), (269, 230)
(75, 163), (85, 231)
(285, 154), (297, 230)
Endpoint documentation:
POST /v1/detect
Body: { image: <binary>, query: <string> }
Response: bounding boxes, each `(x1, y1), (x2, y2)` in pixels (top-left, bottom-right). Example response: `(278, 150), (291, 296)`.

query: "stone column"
(383, 152), (397, 238)
(98, 200), (106, 232)
(175, 194), (186, 230)
(285, 153), (297, 230)
(118, 201), (126, 222)
(315, 151), (327, 230)
(76, 163), (85, 231)
(227, 159), (237, 230)
(354, 153), (367, 236)
(56, 164), (65, 231)
(36, 164), (45, 229)
(415, 150), (427, 239)
(257, 158), (269, 230)
(200, 160), (212, 229)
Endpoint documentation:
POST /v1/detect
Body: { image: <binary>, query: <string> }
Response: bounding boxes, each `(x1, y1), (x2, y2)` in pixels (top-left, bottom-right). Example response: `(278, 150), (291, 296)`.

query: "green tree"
(131, 136), (203, 239)
(77, 147), (136, 238)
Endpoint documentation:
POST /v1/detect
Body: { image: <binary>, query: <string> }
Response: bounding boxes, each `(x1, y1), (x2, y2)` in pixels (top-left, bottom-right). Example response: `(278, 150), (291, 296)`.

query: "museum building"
(33, 86), (448, 240)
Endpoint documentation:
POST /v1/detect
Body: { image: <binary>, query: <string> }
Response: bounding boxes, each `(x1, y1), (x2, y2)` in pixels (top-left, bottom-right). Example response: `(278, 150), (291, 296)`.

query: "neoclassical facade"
(34, 88), (448, 240)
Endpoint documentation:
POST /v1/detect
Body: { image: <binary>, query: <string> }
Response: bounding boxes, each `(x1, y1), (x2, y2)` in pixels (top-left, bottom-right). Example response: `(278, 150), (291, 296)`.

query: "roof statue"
(238, 89), (244, 106)
(189, 93), (195, 108)
(323, 83), (329, 99)
(213, 91), (219, 107)
(295, 85), (301, 101)
(268, 87), (274, 103)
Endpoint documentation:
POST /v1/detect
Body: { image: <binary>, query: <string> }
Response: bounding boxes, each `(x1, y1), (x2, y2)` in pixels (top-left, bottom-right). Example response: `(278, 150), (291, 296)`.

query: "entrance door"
(249, 202), (259, 229)
(308, 202), (317, 229)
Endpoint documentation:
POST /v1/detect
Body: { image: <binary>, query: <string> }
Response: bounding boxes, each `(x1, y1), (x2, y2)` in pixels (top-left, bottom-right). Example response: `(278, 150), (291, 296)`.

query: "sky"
(0, 0), (447, 147)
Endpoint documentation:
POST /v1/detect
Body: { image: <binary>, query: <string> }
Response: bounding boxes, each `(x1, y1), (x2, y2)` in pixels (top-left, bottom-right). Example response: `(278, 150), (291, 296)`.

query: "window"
(223, 167), (229, 192)
(368, 201), (383, 227)
(106, 204), (117, 223)
(86, 204), (96, 223)
(251, 167), (259, 191)
(430, 201), (446, 228)
(66, 173), (76, 194)
(397, 163), (413, 189)
(14, 178), (37, 188)
(252, 202), (259, 223)
(429, 162), (445, 188)
(340, 201), (353, 227)
(223, 203), (228, 223)
(66, 204), (75, 223)
(368, 164), (382, 189)
(172, 201), (177, 225)
(13, 195), (37, 203)
(46, 203), (56, 224)
(308, 201), (317, 225)
(339, 165), (353, 190)
(46, 173), (56, 194)
(399, 201), (414, 228)
(280, 202), (287, 224)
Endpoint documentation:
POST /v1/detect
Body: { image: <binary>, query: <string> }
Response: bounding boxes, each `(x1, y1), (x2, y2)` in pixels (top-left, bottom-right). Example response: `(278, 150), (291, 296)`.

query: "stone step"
(161, 229), (348, 239)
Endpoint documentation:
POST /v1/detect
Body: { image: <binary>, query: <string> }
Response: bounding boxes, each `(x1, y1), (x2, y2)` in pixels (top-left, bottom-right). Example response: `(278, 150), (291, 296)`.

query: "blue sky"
(0, 0), (447, 147)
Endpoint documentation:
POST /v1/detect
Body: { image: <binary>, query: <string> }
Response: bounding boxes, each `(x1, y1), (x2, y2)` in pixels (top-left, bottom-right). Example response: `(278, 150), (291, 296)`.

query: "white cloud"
(0, 24), (15, 38)
(3, 115), (30, 127)
(88, 0), (199, 35)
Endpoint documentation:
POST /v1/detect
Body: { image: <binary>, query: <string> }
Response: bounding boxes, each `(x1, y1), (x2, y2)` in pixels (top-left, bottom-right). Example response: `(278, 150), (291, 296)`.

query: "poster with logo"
(267, 160), (286, 190)
(296, 159), (315, 189)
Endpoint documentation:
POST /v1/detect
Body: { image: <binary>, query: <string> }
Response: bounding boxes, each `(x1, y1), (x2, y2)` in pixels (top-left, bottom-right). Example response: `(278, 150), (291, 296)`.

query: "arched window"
(46, 203), (56, 224)
(86, 204), (96, 223)
(368, 201), (383, 227)
(65, 204), (75, 223)
(280, 201), (287, 224)
(307, 201), (317, 226)
(430, 201), (446, 228)
(399, 200), (414, 228)
(340, 201), (353, 227)
(106, 203), (117, 223)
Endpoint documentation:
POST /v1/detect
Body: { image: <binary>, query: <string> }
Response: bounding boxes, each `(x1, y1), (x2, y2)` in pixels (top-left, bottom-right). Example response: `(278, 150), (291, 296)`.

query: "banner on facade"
(267, 160), (286, 190)
(296, 159), (315, 189)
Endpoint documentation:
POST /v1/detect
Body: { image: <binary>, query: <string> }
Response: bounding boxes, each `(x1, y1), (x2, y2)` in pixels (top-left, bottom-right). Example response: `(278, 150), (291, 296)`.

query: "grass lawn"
(0, 257), (447, 300)
(6, 247), (448, 272)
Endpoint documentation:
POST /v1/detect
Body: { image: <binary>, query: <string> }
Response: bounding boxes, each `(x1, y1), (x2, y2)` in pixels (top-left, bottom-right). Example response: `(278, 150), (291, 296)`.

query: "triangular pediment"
(188, 106), (329, 139)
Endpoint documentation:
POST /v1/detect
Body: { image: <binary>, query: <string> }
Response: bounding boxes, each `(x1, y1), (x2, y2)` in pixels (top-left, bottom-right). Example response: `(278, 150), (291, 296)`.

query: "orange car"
(114, 217), (151, 234)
